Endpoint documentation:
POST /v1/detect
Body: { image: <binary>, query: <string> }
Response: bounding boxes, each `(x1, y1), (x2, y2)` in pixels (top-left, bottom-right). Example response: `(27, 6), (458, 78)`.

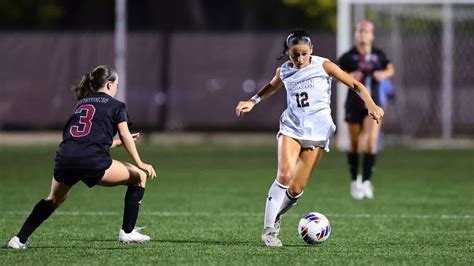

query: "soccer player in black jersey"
(7, 65), (156, 249)
(338, 20), (395, 200)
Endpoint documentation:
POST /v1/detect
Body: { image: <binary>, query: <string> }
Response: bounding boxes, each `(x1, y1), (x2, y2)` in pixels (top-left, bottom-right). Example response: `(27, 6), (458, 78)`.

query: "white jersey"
(279, 56), (336, 143)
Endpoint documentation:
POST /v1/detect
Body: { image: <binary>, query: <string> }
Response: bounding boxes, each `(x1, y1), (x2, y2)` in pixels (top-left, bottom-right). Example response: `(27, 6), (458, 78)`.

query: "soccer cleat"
(7, 236), (27, 250)
(362, 180), (374, 199)
(119, 227), (150, 243)
(274, 216), (282, 236)
(261, 227), (282, 247)
(351, 178), (364, 200)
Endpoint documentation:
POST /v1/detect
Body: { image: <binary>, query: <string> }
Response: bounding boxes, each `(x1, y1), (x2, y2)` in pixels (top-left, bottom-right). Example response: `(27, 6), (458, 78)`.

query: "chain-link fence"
(338, 1), (474, 141)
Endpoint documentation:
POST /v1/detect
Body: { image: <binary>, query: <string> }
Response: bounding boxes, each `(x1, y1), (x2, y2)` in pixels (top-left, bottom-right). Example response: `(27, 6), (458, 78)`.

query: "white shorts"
(277, 132), (330, 151)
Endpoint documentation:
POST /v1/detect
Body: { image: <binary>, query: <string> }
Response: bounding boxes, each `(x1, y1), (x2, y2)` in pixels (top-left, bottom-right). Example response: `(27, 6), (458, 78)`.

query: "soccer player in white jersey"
(235, 29), (384, 247)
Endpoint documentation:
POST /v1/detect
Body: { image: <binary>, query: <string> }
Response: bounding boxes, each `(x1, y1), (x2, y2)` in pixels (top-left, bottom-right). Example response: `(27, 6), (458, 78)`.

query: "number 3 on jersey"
(70, 104), (96, 137)
(295, 92), (310, 108)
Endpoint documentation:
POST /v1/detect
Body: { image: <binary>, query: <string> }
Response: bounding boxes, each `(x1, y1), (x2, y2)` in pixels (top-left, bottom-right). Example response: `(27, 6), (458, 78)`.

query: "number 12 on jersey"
(295, 92), (310, 108)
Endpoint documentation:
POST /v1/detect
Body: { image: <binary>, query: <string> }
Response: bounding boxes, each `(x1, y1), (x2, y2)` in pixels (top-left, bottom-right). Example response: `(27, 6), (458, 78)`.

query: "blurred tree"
(0, 0), (337, 32)
(0, 0), (63, 29)
(282, 0), (337, 31)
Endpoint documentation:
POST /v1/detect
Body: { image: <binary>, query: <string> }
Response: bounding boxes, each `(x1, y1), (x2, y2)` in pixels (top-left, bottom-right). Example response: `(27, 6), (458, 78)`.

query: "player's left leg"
(360, 116), (383, 199)
(98, 160), (150, 243)
(9, 178), (71, 249)
(276, 147), (324, 225)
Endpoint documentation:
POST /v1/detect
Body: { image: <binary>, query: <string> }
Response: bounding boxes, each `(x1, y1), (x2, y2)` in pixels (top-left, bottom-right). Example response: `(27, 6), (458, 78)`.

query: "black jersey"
(55, 92), (128, 169)
(338, 46), (390, 108)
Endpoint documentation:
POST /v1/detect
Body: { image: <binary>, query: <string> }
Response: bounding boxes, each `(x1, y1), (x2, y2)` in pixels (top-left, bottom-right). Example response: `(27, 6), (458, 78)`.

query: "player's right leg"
(261, 135), (300, 247)
(97, 160), (150, 243)
(359, 116), (383, 199)
(347, 122), (364, 200)
(8, 178), (71, 249)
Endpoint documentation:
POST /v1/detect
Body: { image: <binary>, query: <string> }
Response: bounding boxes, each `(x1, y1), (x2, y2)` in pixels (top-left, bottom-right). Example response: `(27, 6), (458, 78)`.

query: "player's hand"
(350, 71), (363, 82)
(373, 71), (386, 82)
(369, 105), (384, 124)
(130, 132), (140, 141)
(112, 133), (140, 148)
(235, 100), (256, 117)
(138, 162), (156, 179)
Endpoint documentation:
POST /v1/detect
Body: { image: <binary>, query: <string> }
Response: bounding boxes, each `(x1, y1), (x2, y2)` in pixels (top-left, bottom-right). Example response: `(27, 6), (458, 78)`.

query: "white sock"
(263, 180), (288, 229)
(277, 190), (304, 218)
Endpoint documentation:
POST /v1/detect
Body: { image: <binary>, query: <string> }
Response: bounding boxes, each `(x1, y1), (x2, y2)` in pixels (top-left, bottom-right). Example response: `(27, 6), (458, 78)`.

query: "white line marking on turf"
(4, 211), (473, 219)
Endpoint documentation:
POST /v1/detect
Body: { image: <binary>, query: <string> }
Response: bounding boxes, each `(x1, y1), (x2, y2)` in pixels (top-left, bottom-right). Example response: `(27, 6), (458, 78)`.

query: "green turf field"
(0, 144), (472, 265)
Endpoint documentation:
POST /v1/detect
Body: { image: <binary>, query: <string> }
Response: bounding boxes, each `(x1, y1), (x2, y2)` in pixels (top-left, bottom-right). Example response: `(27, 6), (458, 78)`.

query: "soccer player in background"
(235, 29), (384, 247)
(7, 65), (156, 249)
(338, 20), (395, 200)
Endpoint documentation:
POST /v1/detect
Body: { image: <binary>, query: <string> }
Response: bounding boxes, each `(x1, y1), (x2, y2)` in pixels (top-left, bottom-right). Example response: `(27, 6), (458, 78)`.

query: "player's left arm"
(111, 132), (140, 148)
(323, 60), (384, 123)
(373, 51), (395, 82)
(373, 63), (395, 82)
(117, 122), (156, 179)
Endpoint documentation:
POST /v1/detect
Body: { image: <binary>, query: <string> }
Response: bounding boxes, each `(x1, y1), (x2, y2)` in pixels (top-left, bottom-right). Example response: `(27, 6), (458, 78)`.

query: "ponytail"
(71, 65), (117, 100)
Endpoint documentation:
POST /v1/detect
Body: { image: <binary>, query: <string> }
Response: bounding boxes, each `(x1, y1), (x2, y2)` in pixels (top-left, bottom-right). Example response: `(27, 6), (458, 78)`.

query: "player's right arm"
(235, 68), (283, 117)
(117, 122), (156, 179)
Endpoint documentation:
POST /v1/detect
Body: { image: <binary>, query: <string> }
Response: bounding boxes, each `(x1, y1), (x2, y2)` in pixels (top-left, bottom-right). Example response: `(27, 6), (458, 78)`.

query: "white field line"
(3, 211), (473, 220)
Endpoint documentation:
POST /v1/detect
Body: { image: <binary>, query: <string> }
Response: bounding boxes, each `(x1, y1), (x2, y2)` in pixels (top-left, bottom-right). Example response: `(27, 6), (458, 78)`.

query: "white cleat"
(274, 216), (282, 236)
(261, 227), (282, 247)
(362, 180), (374, 199)
(351, 177), (364, 200)
(119, 227), (150, 243)
(7, 236), (27, 250)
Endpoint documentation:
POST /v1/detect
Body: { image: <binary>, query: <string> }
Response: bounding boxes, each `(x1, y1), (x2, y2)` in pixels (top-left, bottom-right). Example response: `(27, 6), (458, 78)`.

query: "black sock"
(362, 153), (377, 181)
(17, 199), (55, 243)
(347, 153), (359, 181)
(122, 186), (145, 233)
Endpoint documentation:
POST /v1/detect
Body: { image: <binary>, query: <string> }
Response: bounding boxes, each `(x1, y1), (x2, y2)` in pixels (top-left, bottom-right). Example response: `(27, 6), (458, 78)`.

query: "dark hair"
(277, 29), (313, 60)
(71, 65), (117, 100)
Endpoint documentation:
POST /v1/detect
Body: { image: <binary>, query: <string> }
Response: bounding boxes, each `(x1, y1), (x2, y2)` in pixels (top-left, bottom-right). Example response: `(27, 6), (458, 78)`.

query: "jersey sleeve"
(378, 50), (391, 69)
(337, 53), (350, 72)
(114, 102), (129, 125)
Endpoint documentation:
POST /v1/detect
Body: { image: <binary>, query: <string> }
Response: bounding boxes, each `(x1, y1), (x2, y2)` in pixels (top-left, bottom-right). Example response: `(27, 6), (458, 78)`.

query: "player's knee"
(137, 170), (147, 188)
(349, 142), (358, 152)
(367, 139), (377, 152)
(277, 170), (292, 185)
(288, 186), (303, 197)
(349, 138), (358, 152)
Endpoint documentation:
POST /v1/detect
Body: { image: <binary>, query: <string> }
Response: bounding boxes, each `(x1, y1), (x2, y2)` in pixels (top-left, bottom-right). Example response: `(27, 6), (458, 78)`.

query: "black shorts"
(54, 167), (106, 188)
(345, 104), (368, 124)
(53, 157), (112, 188)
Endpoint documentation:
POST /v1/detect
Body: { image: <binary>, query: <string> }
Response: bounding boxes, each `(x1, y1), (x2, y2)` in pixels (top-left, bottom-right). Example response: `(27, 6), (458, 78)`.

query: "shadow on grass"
(155, 239), (254, 246)
(282, 244), (322, 248)
(2, 239), (317, 250)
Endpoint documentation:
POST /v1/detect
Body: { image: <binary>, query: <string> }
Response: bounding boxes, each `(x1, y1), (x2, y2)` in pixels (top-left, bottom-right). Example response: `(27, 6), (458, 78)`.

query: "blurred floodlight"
(242, 79), (257, 93)
(205, 78), (224, 93)
(154, 92), (167, 105)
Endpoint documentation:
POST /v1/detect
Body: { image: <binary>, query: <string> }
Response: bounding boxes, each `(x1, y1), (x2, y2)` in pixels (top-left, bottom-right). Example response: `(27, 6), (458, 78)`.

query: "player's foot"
(362, 180), (374, 199)
(119, 227), (150, 243)
(261, 227), (282, 247)
(7, 236), (27, 250)
(351, 176), (364, 200)
(274, 216), (281, 236)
